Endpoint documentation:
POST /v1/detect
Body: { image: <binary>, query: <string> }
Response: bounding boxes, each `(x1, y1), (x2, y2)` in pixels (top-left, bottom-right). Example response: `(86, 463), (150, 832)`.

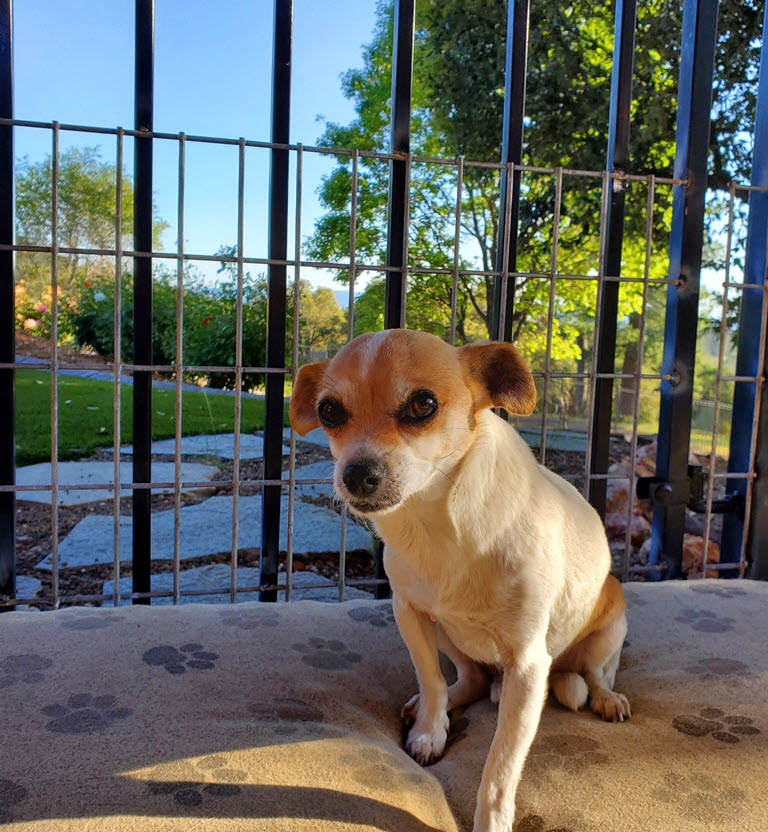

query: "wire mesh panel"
(0, 0), (766, 612)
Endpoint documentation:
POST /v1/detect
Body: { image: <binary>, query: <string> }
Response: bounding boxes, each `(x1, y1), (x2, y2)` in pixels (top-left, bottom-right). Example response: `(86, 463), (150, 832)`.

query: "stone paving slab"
(106, 433), (289, 459)
(15, 575), (42, 600)
(285, 460), (336, 501)
(101, 565), (370, 605)
(284, 427), (330, 448)
(38, 494), (373, 570)
(16, 461), (218, 505)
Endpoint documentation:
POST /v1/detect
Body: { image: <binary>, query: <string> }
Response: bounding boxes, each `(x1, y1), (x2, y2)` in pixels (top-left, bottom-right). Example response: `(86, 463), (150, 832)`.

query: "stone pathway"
(16, 461), (218, 505)
(37, 495), (373, 570)
(287, 460), (336, 500)
(16, 575), (42, 601)
(105, 433), (289, 460)
(101, 566), (370, 605)
(285, 427), (330, 448)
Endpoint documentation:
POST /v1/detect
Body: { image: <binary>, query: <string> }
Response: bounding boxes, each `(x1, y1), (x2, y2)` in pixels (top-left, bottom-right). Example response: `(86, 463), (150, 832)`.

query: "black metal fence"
(0, 0), (766, 609)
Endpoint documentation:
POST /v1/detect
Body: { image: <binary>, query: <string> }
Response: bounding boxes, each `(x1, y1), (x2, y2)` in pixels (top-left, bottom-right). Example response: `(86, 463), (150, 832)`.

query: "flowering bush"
(62, 270), (268, 390)
(14, 281), (68, 338)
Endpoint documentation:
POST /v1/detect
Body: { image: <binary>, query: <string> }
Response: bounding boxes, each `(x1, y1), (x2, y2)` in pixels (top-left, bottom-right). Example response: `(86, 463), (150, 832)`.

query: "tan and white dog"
(290, 329), (630, 832)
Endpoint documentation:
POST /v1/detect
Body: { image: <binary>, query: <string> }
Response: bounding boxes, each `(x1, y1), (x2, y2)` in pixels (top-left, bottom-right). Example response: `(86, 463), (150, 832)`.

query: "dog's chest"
(385, 550), (508, 665)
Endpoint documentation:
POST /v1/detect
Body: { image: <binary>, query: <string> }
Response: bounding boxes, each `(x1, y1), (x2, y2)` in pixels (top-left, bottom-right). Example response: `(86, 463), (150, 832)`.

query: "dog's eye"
(402, 391), (438, 422)
(317, 398), (347, 429)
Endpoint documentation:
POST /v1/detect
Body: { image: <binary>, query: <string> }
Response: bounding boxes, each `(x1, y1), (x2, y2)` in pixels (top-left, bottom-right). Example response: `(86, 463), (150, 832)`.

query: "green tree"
(16, 146), (168, 295)
(297, 283), (347, 358)
(309, 0), (760, 371)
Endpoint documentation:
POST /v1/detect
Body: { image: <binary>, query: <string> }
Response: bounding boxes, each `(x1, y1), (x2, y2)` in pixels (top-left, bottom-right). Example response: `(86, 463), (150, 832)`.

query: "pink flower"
(36, 303), (48, 313)
(22, 318), (38, 330)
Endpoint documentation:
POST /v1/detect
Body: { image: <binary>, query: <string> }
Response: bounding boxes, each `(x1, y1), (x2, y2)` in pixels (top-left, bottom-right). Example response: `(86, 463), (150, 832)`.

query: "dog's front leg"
(473, 635), (551, 832)
(392, 594), (449, 765)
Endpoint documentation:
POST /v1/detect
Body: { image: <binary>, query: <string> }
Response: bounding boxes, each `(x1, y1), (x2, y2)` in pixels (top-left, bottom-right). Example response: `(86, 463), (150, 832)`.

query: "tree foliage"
(308, 0), (761, 372)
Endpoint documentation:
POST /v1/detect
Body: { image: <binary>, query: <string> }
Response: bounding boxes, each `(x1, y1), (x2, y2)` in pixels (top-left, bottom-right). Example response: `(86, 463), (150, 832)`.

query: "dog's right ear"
(289, 360), (329, 436)
(458, 341), (536, 416)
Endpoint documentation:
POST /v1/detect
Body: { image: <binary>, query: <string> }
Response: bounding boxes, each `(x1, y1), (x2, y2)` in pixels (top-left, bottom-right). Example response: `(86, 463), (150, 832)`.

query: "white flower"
(93, 291), (107, 302)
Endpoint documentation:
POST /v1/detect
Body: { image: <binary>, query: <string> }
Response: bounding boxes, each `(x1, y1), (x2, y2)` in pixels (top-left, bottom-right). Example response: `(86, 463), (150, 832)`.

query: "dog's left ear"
(289, 360), (329, 436)
(458, 341), (537, 415)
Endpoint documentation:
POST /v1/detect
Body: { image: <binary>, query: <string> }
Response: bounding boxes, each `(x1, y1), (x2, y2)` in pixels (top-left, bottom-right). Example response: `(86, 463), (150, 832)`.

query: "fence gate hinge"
(635, 464), (745, 519)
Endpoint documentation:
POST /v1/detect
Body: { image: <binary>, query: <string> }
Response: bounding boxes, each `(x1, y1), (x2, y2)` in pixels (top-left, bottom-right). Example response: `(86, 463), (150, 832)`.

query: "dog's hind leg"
(402, 626), (490, 721)
(582, 613), (631, 722)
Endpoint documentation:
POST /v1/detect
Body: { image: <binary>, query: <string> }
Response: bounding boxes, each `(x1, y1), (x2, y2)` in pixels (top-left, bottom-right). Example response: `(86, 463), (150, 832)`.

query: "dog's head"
(289, 330), (535, 516)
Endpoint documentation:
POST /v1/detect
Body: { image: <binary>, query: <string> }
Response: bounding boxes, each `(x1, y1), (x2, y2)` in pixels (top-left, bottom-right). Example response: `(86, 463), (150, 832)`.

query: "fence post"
(648, 0), (719, 579)
(0, 0), (14, 607)
(260, 0), (292, 602)
(588, 0), (637, 517)
(491, 0), (530, 343)
(373, 0), (415, 600)
(132, 0), (154, 603)
(721, 2), (768, 578)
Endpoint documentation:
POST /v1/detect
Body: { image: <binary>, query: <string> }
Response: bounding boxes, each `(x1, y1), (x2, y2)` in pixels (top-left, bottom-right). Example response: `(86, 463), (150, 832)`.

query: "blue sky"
(13, 0), (380, 298)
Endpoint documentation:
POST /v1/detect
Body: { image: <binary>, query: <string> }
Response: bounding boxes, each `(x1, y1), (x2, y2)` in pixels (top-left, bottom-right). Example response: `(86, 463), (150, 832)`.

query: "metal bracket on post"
(637, 464), (745, 517)
(647, 0), (719, 580)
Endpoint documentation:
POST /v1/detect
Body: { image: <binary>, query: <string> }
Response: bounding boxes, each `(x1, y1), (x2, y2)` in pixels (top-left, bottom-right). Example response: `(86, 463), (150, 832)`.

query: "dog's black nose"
(342, 458), (384, 498)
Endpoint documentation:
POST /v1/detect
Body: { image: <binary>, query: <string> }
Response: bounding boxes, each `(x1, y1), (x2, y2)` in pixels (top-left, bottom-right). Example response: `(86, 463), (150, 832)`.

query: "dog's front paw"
(591, 689), (631, 722)
(405, 714), (449, 766)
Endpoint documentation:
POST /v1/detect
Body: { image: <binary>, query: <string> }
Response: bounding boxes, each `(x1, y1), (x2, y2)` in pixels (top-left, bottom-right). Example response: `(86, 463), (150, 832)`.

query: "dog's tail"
(550, 671), (589, 711)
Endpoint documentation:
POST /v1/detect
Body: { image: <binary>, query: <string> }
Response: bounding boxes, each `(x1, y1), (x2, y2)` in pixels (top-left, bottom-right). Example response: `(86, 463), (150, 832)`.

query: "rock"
(683, 534), (720, 578)
(106, 433), (289, 460)
(16, 461), (218, 506)
(604, 512), (651, 546)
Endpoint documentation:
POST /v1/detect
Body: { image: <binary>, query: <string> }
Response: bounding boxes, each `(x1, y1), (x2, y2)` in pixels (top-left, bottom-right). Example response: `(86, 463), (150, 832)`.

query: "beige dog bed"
(1, 579), (766, 831)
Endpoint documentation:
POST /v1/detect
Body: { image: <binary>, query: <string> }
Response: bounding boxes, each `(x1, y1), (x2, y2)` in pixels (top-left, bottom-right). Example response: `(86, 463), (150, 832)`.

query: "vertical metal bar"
(701, 183), (735, 577)
(583, 172), (612, 500)
(285, 143), (302, 602)
(112, 128), (124, 606)
(622, 175), (655, 581)
(260, 0), (292, 602)
(540, 166), (563, 462)
(648, 0), (719, 580)
(589, 0), (638, 516)
(132, 0), (154, 604)
(172, 133), (185, 605)
(347, 148), (359, 340)
(491, 0), (530, 342)
(231, 138), (245, 603)
(374, 0), (415, 600)
(384, 0), (414, 331)
(449, 156), (464, 346)
(50, 123), (60, 607)
(0, 0), (13, 606)
(722, 0), (768, 577)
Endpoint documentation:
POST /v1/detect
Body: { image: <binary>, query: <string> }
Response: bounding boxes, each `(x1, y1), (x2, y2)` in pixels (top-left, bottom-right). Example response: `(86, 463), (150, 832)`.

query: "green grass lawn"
(15, 370), (288, 466)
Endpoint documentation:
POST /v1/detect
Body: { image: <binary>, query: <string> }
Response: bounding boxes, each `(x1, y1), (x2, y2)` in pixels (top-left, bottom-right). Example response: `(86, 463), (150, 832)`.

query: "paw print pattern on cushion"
(291, 637), (362, 670)
(526, 733), (610, 782)
(41, 694), (132, 734)
(0, 779), (28, 825)
(219, 608), (279, 630)
(59, 614), (115, 631)
(672, 707), (760, 744)
(347, 605), (396, 628)
(142, 643), (219, 674)
(684, 657), (750, 681)
(689, 583), (747, 599)
(651, 771), (747, 825)
(674, 608), (736, 633)
(515, 816), (576, 832)
(339, 746), (433, 794)
(0, 654), (53, 690)
(147, 755), (246, 807)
